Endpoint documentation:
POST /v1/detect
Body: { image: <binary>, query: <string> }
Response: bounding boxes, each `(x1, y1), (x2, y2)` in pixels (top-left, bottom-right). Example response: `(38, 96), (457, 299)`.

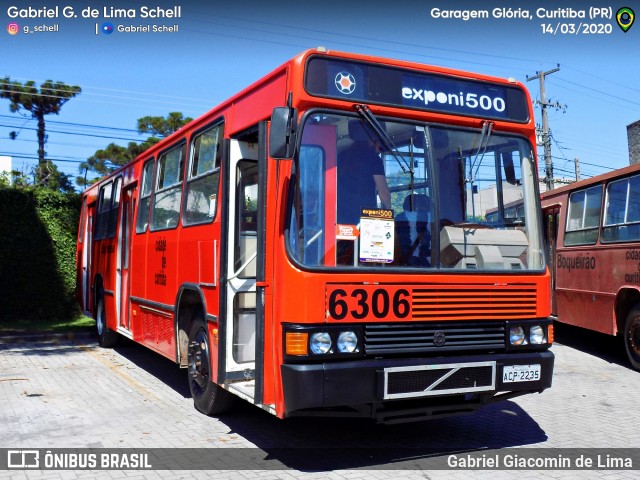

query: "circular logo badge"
(335, 72), (356, 95)
(433, 331), (446, 347)
(102, 22), (114, 35)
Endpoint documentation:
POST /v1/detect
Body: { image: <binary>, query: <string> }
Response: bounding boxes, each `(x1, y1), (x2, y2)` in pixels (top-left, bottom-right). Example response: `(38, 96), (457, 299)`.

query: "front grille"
(411, 283), (538, 320)
(435, 366), (494, 391)
(383, 362), (496, 399)
(365, 321), (505, 356)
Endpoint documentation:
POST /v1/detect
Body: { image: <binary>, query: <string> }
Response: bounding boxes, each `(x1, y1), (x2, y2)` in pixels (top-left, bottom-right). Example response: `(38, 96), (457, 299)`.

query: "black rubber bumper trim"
(281, 351), (554, 415)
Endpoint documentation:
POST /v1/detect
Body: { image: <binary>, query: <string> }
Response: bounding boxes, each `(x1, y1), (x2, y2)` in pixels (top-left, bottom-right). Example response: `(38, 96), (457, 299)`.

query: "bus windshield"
(288, 112), (544, 271)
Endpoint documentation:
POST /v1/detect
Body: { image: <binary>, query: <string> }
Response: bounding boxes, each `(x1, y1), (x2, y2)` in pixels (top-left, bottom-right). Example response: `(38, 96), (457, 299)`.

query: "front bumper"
(282, 351), (554, 422)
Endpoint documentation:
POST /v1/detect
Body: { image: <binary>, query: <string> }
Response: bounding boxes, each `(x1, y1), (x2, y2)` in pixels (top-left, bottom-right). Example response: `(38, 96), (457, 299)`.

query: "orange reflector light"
(285, 332), (308, 355)
(548, 324), (554, 344)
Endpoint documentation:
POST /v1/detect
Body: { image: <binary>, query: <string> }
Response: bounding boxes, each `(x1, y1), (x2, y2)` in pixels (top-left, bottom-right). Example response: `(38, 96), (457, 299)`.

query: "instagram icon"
(7, 22), (19, 35)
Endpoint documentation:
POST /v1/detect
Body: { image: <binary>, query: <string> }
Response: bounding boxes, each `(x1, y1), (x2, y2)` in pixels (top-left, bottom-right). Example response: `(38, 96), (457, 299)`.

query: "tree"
(39, 160), (75, 193)
(79, 112), (192, 186)
(0, 78), (81, 185)
(77, 139), (158, 187)
(137, 112), (193, 139)
(0, 169), (29, 188)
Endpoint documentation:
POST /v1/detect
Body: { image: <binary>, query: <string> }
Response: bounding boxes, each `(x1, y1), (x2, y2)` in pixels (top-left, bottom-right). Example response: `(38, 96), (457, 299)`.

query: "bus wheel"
(624, 307), (640, 370)
(187, 321), (234, 415)
(96, 297), (118, 348)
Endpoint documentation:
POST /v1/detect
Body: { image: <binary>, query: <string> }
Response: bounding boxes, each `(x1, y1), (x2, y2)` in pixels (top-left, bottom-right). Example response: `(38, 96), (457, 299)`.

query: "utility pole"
(527, 65), (561, 191)
(574, 157), (581, 182)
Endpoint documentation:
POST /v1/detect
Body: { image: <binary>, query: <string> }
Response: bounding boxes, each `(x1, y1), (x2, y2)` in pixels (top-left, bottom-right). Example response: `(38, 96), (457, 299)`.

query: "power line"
(4, 77), (215, 104)
(0, 153), (86, 164)
(550, 76), (640, 108)
(0, 123), (142, 142)
(0, 114), (140, 134)
(192, 12), (558, 67)
(562, 65), (640, 95)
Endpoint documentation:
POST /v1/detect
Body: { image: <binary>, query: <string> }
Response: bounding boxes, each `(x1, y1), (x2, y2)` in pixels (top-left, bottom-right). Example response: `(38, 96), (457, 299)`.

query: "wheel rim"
(188, 328), (210, 395)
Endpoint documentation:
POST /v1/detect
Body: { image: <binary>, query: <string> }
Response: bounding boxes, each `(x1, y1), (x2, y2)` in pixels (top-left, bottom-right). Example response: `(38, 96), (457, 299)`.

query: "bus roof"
(542, 163), (640, 200)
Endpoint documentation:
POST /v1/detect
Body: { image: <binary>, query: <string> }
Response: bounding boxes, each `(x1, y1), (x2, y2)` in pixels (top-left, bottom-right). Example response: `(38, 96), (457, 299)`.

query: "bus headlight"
(310, 332), (332, 354)
(529, 325), (546, 344)
(283, 324), (364, 361)
(337, 331), (358, 353)
(509, 326), (527, 346)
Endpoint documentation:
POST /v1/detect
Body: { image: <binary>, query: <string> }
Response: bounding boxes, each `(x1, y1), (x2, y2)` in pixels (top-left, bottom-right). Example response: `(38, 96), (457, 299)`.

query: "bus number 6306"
(328, 287), (411, 320)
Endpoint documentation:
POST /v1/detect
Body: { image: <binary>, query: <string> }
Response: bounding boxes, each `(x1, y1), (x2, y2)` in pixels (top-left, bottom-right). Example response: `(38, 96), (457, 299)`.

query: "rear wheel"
(187, 320), (234, 415)
(624, 306), (640, 370)
(96, 297), (118, 348)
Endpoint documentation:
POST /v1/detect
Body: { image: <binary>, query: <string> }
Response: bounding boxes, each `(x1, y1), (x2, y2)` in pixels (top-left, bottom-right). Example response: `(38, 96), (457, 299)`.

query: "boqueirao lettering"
(556, 253), (596, 273)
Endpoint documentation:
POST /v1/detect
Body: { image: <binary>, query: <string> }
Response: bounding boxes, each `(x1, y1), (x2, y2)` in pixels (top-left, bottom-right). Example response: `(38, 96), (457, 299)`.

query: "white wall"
(0, 156), (13, 184)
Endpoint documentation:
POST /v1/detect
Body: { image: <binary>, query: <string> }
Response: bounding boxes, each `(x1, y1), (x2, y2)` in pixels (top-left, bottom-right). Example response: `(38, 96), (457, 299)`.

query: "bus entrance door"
(222, 135), (263, 404)
(116, 186), (135, 334)
(80, 201), (94, 315)
(544, 205), (560, 316)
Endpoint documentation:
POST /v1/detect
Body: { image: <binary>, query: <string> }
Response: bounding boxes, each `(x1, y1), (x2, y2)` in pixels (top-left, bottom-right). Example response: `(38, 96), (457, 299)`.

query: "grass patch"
(0, 315), (94, 333)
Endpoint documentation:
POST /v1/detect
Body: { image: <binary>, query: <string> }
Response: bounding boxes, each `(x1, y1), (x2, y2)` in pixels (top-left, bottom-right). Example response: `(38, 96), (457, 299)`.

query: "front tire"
(624, 306), (640, 370)
(96, 297), (118, 348)
(187, 320), (234, 415)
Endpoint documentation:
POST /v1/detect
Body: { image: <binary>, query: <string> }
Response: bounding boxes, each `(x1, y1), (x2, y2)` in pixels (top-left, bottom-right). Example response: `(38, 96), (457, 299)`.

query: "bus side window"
(136, 159), (154, 234)
(151, 144), (185, 231)
(107, 177), (122, 237)
(184, 122), (223, 225)
(95, 181), (113, 240)
(565, 186), (601, 246)
(603, 174), (640, 243)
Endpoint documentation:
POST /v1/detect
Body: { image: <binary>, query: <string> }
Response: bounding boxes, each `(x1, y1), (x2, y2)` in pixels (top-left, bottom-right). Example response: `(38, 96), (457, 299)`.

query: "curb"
(0, 329), (95, 344)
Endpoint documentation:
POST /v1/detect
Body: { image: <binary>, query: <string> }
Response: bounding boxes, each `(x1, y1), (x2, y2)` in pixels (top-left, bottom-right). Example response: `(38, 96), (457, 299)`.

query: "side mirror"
(269, 107), (298, 159)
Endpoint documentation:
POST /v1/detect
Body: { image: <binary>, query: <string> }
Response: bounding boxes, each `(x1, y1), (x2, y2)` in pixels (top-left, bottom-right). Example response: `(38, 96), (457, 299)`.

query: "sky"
(1, 0), (638, 189)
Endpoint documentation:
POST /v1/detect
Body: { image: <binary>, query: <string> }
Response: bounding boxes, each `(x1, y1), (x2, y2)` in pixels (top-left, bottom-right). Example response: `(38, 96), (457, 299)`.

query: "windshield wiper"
(354, 104), (413, 176)
(471, 120), (494, 180)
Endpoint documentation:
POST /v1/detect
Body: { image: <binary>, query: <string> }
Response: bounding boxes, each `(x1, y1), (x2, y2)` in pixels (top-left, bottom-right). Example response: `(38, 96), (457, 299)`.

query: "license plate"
(502, 364), (541, 383)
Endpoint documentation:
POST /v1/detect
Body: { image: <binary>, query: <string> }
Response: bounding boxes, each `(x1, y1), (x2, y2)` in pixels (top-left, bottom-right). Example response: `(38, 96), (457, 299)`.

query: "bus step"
(226, 380), (255, 403)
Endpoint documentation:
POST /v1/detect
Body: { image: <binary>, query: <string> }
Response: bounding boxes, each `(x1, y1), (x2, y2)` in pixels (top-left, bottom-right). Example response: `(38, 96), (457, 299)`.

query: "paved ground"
(0, 323), (639, 479)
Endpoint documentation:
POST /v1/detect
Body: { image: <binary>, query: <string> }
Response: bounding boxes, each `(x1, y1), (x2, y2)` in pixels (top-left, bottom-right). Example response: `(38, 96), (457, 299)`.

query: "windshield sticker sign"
(359, 208), (394, 263)
(336, 224), (360, 240)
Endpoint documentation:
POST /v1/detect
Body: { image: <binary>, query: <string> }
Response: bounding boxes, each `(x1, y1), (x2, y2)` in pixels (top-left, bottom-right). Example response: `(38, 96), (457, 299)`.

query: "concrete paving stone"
(1, 335), (639, 480)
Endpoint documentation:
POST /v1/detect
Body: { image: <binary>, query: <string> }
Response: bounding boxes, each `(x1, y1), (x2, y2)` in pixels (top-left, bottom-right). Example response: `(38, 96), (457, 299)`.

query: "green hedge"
(0, 188), (81, 322)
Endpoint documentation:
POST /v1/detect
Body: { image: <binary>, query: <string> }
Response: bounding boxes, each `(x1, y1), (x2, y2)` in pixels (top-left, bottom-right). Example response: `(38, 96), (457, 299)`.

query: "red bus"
(77, 48), (554, 423)
(542, 163), (640, 370)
